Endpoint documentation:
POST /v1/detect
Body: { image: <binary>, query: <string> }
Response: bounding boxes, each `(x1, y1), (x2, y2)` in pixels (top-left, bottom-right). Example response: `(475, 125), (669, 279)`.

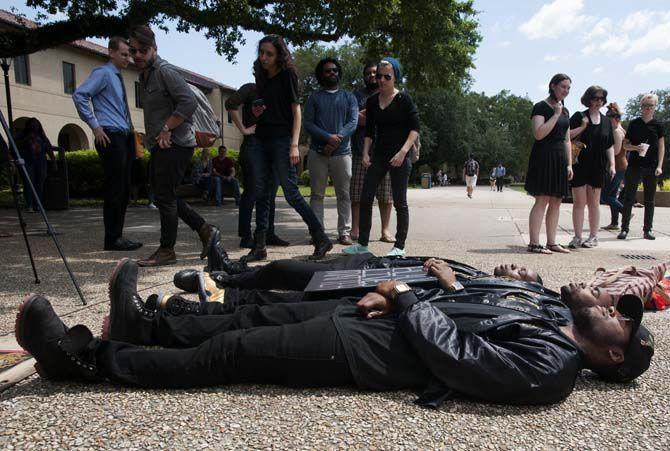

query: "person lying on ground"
(16, 258), (653, 408)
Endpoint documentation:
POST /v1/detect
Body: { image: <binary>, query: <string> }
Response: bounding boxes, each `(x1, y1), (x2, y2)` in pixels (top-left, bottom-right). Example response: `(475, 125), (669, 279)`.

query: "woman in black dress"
(524, 74), (573, 254)
(343, 57), (419, 257)
(568, 86), (615, 249)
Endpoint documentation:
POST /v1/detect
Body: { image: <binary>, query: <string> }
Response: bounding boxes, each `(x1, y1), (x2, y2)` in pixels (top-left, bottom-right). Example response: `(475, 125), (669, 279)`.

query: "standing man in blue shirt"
(304, 58), (358, 245)
(494, 163), (506, 192)
(73, 37), (142, 251)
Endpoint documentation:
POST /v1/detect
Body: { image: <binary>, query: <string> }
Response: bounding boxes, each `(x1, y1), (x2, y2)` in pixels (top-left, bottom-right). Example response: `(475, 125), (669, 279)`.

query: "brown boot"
(198, 224), (217, 259)
(137, 247), (177, 267)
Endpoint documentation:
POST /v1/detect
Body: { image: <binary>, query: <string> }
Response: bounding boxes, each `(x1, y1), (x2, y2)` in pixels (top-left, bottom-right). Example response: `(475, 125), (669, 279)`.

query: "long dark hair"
(253, 35), (296, 93)
(548, 73), (571, 103)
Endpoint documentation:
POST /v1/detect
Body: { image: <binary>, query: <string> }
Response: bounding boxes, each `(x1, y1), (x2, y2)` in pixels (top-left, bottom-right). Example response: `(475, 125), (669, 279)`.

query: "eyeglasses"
(129, 47), (150, 55)
(375, 74), (393, 81)
(324, 67), (339, 74)
(592, 96), (605, 101)
(641, 104), (656, 109)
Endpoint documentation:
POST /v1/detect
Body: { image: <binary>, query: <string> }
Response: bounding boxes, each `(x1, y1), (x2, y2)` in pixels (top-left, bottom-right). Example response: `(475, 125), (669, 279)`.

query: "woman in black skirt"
(524, 74), (574, 254)
(567, 86), (615, 249)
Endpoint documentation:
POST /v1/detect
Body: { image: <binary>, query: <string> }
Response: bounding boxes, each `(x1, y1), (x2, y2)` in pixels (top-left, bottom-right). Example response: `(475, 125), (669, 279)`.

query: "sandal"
(547, 243), (570, 254)
(379, 235), (395, 243)
(527, 244), (552, 254)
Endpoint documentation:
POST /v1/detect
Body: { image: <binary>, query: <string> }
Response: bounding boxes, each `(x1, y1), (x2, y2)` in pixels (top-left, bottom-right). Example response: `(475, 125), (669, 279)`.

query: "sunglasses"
(592, 96), (605, 101)
(375, 74), (393, 81)
(129, 47), (150, 55)
(323, 67), (339, 74)
(641, 104), (656, 109)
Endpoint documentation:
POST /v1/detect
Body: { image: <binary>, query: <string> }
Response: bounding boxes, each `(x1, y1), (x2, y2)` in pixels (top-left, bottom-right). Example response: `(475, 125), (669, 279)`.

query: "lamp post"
(0, 57), (13, 128)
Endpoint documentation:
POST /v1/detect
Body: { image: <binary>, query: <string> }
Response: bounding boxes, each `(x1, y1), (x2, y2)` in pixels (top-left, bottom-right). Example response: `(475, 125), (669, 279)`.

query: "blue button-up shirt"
(494, 166), (506, 177)
(72, 62), (131, 131)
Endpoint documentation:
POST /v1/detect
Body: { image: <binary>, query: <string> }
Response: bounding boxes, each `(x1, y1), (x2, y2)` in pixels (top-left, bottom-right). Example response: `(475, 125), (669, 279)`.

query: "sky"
(8, 0), (670, 115)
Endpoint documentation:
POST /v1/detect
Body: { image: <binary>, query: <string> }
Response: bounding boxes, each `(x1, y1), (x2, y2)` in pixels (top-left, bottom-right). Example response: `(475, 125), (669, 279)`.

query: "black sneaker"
(15, 294), (97, 381)
(644, 231), (656, 240)
(103, 258), (156, 345)
(617, 230), (628, 240)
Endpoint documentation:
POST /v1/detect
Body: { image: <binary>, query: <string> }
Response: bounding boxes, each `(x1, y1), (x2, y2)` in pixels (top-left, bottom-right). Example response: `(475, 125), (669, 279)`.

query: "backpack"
(156, 61), (221, 147)
(465, 159), (478, 176)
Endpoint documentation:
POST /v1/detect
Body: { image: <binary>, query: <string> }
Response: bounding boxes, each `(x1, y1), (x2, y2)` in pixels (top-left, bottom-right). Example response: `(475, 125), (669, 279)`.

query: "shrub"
(300, 170), (310, 186)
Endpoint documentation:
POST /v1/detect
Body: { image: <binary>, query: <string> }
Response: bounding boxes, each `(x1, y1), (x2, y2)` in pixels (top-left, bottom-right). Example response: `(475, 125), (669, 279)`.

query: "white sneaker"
(568, 236), (582, 249)
(582, 236), (598, 248)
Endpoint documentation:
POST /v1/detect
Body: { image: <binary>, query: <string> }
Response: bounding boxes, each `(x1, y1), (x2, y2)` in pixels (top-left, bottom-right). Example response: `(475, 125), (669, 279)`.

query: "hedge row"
(65, 147), (239, 198)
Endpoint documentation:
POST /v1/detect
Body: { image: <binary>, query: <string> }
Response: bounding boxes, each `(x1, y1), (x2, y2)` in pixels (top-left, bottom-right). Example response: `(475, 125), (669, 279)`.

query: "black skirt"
(525, 143), (569, 198)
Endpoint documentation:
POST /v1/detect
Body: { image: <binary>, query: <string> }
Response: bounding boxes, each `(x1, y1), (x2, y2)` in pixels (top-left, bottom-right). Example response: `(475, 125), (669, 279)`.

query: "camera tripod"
(0, 109), (87, 305)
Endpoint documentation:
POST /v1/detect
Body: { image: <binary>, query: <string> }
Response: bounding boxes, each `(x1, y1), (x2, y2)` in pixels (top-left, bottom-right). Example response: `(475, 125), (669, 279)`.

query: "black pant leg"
(95, 312), (353, 389)
(235, 259), (337, 290)
(238, 138), (255, 238)
(642, 169), (656, 232)
(389, 158), (411, 249)
(496, 178), (504, 191)
(620, 166), (642, 232)
(358, 159), (390, 246)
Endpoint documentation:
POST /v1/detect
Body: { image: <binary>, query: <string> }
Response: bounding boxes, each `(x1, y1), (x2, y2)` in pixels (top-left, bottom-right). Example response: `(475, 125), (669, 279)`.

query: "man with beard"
(304, 58), (358, 245)
(16, 258), (652, 407)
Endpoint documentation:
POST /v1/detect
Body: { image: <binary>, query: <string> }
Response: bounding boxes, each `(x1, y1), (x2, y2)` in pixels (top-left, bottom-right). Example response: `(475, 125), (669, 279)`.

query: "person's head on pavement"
(493, 264), (541, 283)
(570, 294), (654, 383)
(561, 282), (614, 309)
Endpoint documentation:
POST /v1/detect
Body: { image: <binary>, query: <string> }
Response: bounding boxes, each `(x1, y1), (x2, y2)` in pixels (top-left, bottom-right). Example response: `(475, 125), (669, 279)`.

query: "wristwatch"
(447, 281), (465, 293)
(162, 124), (171, 133)
(391, 282), (412, 300)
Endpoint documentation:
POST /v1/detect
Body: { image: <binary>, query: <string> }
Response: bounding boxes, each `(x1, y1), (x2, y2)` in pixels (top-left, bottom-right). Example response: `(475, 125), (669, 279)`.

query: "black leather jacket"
(396, 287), (583, 407)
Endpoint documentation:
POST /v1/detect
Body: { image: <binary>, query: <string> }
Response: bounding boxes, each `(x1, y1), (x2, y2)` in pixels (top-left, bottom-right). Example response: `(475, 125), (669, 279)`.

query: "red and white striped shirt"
(586, 263), (667, 303)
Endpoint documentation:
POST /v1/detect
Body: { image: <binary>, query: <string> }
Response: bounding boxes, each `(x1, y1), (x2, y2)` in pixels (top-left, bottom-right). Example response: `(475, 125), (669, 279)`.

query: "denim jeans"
(238, 136), (279, 238)
(150, 145), (206, 248)
(215, 176), (241, 204)
(195, 175), (221, 205)
(21, 158), (47, 211)
(621, 165), (656, 232)
(358, 155), (412, 249)
(601, 170), (625, 224)
(96, 130), (134, 243)
(254, 135), (323, 236)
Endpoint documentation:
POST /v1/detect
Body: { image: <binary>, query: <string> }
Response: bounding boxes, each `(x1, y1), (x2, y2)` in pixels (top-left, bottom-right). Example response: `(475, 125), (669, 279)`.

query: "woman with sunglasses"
(567, 85), (615, 249)
(524, 73), (573, 254)
(247, 35), (333, 261)
(344, 57), (419, 257)
(618, 93), (665, 240)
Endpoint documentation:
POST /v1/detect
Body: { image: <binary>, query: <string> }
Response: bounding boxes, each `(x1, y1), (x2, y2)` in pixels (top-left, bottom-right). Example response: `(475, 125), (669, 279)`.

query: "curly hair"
(314, 57), (341, 86)
(605, 102), (622, 119)
(253, 35), (296, 93)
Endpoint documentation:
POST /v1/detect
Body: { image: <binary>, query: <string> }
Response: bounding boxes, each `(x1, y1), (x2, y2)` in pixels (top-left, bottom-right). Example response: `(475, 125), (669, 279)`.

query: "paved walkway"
(0, 187), (668, 449)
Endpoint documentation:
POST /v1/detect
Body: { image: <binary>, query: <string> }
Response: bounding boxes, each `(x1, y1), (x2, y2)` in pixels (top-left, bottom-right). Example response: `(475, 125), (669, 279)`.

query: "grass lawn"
(0, 186), (337, 209)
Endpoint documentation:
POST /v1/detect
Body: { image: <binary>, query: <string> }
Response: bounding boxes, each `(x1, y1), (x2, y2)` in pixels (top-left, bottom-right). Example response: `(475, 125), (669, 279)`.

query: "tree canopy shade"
(0, 0), (480, 91)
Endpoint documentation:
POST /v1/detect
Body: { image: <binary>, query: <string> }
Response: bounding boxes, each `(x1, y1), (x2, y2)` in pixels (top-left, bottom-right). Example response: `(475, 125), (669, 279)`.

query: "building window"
(227, 112), (233, 124)
(13, 55), (30, 85)
(134, 81), (143, 109)
(62, 62), (76, 94)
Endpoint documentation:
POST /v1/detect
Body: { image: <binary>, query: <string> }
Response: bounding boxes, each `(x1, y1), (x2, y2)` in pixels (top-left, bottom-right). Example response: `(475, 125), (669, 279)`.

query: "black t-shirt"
(352, 87), (376, 156)
(625, 117), (666, 169)
(224, 82), (258, 128)
(569, 111), (614, 169)
(256, 69), (301, 138)
(365, 92), (420, 157)
(530, 101), (569, 147)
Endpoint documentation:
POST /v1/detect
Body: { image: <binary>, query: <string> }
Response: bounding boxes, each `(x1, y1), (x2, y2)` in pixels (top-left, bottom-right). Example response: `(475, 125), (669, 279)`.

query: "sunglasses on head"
(375, 74), (393, 81)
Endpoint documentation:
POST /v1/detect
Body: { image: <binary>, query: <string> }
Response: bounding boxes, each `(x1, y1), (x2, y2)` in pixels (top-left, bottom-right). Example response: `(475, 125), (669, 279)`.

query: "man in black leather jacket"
(16, 258), (653, 407)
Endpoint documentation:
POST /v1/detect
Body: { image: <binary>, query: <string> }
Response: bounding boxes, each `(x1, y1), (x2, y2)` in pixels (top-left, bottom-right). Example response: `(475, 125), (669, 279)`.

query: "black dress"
(569, 111), (614, 188)
(525, 101), (570, 198)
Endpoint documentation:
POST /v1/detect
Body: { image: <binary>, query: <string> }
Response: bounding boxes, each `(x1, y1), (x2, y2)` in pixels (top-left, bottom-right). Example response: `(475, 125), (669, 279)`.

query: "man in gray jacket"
(304, 58), (358, 245)
(129, 25), (216, 267)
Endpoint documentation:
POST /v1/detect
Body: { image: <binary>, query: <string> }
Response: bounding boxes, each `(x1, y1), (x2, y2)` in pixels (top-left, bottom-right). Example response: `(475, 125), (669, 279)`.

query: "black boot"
(242, 231), (267, 263)
(310, 230), (333, 260)
(103, 258), (156, 346)
(160, 294), (202, 316)
(205, 229), (249, 274)
(239, 236), (255, 249)
(644, 230), (656, 240)
(267, 233), (290, 247)
(15, 294), (97, 381)
(198, 223), (218, 259)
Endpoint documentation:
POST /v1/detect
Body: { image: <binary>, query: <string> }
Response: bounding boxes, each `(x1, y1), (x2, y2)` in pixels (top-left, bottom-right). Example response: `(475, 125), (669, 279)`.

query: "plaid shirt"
(587, 263), (667, 303)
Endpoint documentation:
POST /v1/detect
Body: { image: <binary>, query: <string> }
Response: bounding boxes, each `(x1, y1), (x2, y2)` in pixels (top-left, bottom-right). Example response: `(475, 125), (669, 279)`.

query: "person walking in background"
(72, 37), (142, 251)
(463, 155), (479, 198)
(350, 62), (395, 243)
(246, 34), (332, 262)
(304, 57), (358, 245)
(225, 82), (289, 249)
(602, 103), (627, 231)
(16, 118), (55, 212)
(618, 93), (666, 240)
(211, 146), (240, 207)
(129, 25), (216, 267)
(344, 57), (419, 257)
(489, 168), (496, 191)
(494, 163), (506, 192)
(567, 86), (615, 249)
(524, 73), (573, 254)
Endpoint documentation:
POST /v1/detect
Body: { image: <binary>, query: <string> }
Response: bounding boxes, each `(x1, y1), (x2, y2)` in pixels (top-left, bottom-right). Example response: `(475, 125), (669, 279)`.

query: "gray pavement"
(1, 187), (669, 449)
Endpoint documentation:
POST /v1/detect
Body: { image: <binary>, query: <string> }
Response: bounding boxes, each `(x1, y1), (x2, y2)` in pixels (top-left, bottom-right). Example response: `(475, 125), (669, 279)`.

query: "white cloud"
(496, 40), (511, 48)
(633, 58), (670, 75)
(583, 18), (612, 41)
(625, 21), (670, 56)
(593, 67), (603, 74)
(621, 10), (656, 32)
(518, 0), (592, 40)
(543, 54), (559, 62)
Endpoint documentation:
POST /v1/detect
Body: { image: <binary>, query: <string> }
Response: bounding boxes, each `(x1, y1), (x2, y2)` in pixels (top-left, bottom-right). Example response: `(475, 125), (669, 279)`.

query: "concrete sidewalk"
(1, 187), (669, 449)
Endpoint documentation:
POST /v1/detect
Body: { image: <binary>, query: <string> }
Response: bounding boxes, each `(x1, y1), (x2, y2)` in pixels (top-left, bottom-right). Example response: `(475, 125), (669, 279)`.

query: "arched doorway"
(58, 123), (89, 151)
